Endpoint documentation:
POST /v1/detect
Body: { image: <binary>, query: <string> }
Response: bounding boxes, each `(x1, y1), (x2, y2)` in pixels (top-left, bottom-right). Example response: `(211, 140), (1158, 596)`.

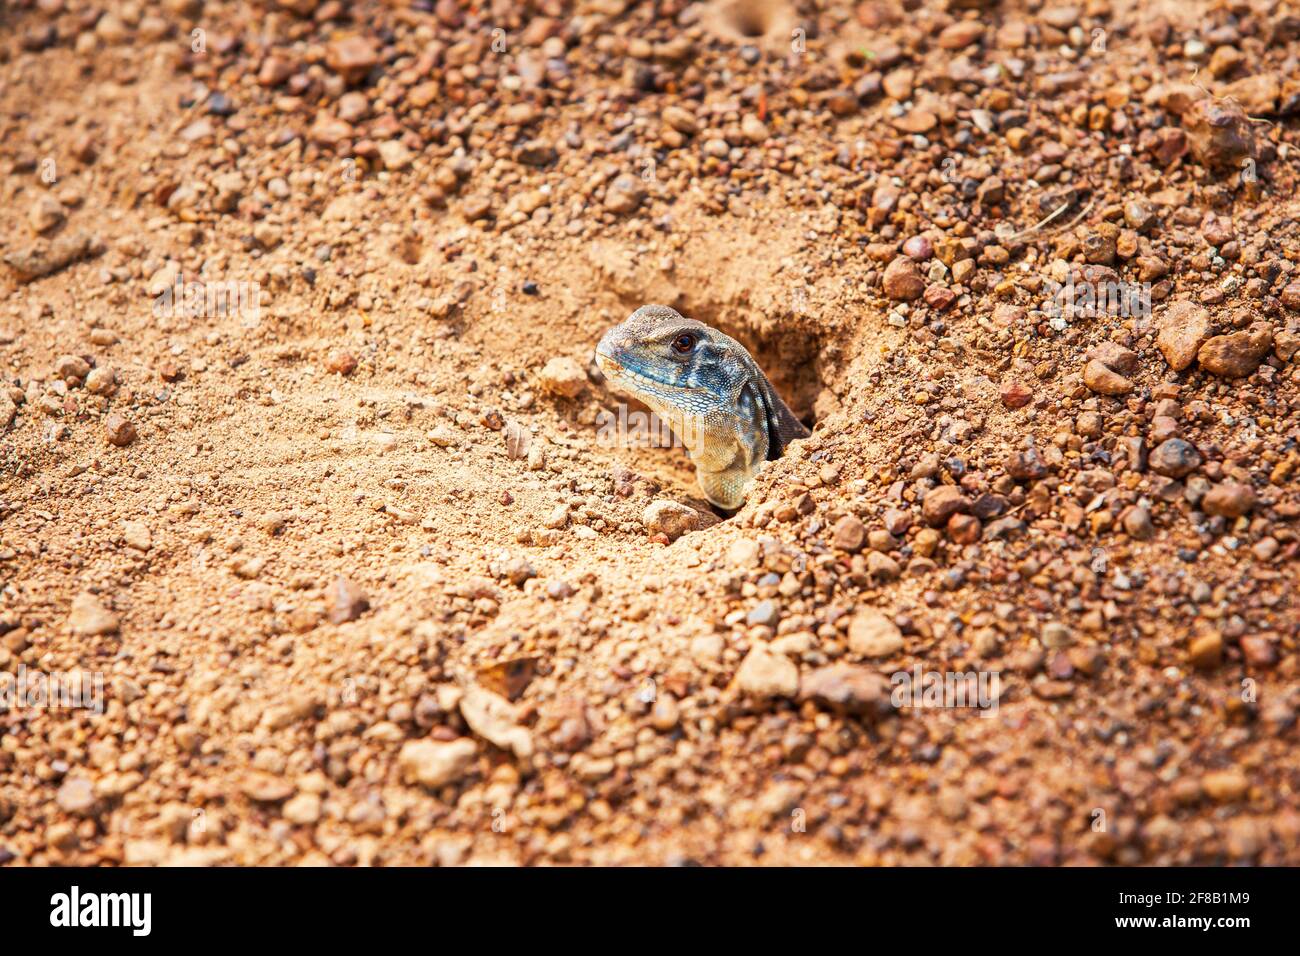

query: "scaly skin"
(595, 305), (810, 509)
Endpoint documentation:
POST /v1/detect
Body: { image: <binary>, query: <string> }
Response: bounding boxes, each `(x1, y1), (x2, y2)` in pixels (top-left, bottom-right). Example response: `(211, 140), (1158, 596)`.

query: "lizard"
(594, 304), (811, 510)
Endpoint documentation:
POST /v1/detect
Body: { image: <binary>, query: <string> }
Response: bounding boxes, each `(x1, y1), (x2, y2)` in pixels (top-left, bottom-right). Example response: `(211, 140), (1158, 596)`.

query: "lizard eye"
(671, 333), (697, 355)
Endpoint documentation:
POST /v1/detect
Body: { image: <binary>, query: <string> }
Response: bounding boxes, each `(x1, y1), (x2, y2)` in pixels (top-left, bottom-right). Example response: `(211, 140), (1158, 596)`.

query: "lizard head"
(594, 304), (742, 415)
(594, 304), (811, 510)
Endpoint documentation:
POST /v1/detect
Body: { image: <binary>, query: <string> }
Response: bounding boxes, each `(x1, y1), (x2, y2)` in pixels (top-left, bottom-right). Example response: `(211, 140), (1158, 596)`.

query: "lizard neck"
(747, 360), (810, 459)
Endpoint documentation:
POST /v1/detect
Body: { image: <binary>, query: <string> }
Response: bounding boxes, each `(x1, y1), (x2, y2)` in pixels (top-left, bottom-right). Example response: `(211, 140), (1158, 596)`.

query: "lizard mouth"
(595, 346), (687, 394)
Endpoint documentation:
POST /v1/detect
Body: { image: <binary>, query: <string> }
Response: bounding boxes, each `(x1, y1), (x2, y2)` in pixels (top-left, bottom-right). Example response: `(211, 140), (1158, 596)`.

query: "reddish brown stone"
(1182, 97), (1255, 172)
(999, 380), (1033, 409)
(922, 485), (971, 526)
(326, 36), (379, 84)
(883, 257), (925, 301)
(104, 413), (137, 447)
(1201, 482), (1257, 518)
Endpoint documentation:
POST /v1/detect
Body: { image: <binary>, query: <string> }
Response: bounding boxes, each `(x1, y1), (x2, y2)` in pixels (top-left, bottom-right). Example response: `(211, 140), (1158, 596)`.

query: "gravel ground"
(1, 0), (1299, 866)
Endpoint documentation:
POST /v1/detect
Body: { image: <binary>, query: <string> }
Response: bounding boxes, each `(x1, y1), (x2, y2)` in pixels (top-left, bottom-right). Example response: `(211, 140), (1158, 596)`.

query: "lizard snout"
(594, 326), (627, 358)
(594, 327), (634, 374)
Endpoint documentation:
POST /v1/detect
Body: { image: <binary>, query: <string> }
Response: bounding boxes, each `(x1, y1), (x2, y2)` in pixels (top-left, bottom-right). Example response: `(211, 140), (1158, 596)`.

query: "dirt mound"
(1, 0), (1298, 866)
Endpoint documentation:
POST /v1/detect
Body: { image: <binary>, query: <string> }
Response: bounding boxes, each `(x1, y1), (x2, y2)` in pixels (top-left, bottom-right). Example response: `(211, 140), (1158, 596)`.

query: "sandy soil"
(1, 0), (1299, 865)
